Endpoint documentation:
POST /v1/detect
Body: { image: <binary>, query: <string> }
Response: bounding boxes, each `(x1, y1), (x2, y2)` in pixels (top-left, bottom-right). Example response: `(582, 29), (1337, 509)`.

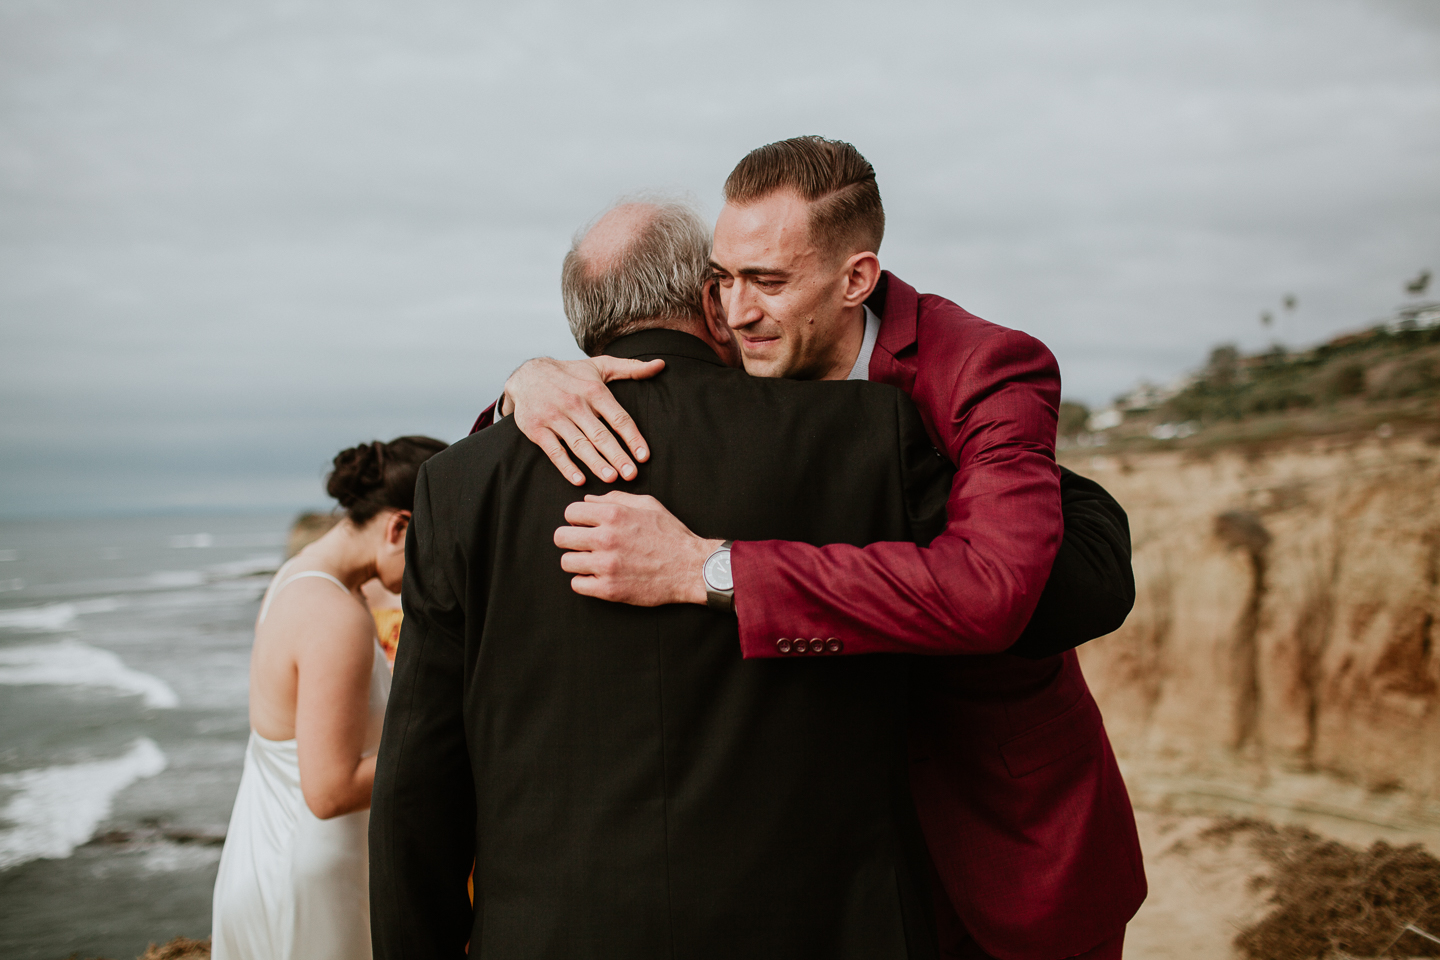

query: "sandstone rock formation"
(1070, 435), (1440, 842)
(284, 511), (339, 559)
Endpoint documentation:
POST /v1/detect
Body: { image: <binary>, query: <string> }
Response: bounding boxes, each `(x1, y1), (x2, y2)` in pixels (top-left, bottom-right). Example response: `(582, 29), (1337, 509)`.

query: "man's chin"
(739, 355), (789, 379)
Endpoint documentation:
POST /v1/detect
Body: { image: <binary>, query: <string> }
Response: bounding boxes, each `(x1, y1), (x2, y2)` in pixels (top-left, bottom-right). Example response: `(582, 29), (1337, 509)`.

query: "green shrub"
(1327, 363), (1367, 398)
(1373, 358), (1437, 399)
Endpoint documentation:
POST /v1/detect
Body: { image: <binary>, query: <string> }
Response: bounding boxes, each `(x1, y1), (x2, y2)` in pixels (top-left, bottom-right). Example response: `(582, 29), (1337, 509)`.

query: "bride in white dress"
(212, 436), (447, 960)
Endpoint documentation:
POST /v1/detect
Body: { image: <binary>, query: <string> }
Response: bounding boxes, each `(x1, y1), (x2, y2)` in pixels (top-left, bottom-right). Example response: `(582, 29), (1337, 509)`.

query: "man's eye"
(755, 280), (781, 290)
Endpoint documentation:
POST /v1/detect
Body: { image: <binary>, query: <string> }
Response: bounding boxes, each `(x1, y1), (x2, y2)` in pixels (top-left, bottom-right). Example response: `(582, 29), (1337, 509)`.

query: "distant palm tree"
(1406, 269), (1431, 296)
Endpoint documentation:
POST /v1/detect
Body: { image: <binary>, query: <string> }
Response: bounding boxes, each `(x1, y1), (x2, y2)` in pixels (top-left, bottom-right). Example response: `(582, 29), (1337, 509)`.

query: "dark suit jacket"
(1010, 466), (1134, 659)
(370, 329), (955, 960)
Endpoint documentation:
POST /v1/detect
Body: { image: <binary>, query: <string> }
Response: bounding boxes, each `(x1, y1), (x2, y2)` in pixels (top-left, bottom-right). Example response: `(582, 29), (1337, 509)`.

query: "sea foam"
(0, 738), (168, 871)
(0, 639), (179, 708)
(0, 598), (124, 632)
(148, 570), (205, 589)
(0, 603), (82, 631)
(208, 554), (282, 579)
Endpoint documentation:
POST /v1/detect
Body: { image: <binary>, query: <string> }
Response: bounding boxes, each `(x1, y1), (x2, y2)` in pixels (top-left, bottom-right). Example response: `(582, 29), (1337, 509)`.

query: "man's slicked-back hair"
(561, 197), (711, 356)
(723, 136), (884, 259)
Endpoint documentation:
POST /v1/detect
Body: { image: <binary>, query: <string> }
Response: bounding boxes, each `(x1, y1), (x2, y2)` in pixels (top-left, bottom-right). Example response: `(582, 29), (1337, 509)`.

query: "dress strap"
(258, 568), (353, 623)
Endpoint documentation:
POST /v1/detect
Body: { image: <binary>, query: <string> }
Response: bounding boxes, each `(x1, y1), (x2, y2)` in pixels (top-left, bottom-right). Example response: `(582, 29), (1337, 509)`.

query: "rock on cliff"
(1070, 435), (1440, 843)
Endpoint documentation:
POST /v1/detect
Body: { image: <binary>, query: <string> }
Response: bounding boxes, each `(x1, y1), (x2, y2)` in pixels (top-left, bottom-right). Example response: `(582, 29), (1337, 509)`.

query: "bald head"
(575, 202), (660, 274)
(561, 198), (712, 356)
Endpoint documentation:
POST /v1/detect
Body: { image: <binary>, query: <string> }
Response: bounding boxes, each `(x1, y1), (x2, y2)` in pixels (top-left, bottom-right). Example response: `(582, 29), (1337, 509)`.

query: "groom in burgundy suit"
(476, 138), (1145, 959)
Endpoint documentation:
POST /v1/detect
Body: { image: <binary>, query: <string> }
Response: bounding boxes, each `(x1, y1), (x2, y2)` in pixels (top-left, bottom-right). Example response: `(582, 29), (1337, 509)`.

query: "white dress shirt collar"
(846, 304), (882, 381)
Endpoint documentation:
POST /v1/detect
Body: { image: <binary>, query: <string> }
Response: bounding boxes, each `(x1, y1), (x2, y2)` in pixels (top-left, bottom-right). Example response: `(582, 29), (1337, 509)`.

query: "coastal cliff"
(1070, 433), (1440, 844)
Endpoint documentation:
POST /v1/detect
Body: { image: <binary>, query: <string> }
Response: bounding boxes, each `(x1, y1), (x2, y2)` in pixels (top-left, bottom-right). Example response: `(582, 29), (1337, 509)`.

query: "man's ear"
(840, 252), (881, 308)
(702, 279), (729, 340)
(701, 280), (743, 368)
(387, 510), (412, 546)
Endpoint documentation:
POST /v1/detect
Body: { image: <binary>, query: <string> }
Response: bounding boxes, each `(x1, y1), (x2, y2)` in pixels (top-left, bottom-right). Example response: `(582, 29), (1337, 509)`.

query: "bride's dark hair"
(326, 435), (449, 524)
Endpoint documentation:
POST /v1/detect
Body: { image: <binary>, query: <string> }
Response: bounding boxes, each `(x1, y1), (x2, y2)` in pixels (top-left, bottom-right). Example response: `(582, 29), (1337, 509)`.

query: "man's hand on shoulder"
(555, 491), (723, 607)
(502, 356), (664, 486)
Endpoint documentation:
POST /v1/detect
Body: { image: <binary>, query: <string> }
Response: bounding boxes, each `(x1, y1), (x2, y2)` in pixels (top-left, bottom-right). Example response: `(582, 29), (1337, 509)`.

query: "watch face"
(704, 550), (734, 592)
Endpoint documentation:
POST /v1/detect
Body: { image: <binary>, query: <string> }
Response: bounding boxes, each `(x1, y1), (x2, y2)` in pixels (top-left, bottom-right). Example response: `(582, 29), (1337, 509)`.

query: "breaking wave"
(0, 598), (124, 632)
(0, 639), (179, 708)
(0, 738), (168, 871)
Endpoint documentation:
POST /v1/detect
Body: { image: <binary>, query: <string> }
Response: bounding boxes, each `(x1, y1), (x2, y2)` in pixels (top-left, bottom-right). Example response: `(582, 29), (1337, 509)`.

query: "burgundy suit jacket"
(731, 273), (1145, 958)
(469, 273), (1146, 957)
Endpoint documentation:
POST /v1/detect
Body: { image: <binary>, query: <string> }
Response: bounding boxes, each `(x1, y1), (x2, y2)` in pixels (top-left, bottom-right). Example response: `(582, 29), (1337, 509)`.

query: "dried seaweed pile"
(134, 940), (209, 960)
(1205, 819), (1440, 959)
(65, 936), (209, 960)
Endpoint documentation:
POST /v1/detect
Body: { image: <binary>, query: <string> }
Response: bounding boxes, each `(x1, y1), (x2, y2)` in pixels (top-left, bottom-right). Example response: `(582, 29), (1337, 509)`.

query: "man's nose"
(725, 283), (762, 329)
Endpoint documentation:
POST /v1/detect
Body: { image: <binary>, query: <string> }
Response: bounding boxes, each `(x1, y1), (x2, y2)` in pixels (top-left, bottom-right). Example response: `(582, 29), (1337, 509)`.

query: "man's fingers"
(570, 401), (637, 480)
(580, 491), (648, 508)
(552, 421), (619, 484)
(588, 391), (650, 464)
(563, 499), (617, 526)
(592, 356), (665, 383)
(569, 575), (612, 600)
(508, 356), (654, 478)
(534, 430), (586, 487)
(559, 550), (605, 575)
(553, 524), (603, 551)
(583, 490), (657, 510)
(589, 358), (661, 461)
(560, 492), (643, 532)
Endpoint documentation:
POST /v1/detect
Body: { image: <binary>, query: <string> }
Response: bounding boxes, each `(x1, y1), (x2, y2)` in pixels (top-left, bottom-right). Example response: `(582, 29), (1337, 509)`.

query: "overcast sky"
(2, 0), (1438, 516)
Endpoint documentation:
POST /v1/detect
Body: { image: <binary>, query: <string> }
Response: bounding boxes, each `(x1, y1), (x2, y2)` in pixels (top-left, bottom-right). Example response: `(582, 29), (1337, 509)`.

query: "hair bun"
(326, 442), (386, 509)
(324, 436), (448, 525)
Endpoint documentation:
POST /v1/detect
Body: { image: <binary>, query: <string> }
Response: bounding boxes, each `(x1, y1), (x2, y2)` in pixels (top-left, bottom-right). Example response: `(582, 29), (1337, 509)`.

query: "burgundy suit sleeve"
(731, 329), (1062, 657)
(469, 399), (499, 435)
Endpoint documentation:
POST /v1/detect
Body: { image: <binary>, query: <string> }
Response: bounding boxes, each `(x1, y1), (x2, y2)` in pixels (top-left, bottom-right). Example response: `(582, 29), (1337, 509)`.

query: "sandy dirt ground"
(1127, 811), (1275, 959)
(1126, 807), (1440, 959)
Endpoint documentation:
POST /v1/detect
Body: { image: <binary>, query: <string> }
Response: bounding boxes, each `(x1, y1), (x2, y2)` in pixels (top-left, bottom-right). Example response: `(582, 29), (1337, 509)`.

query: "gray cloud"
(2, 0), (1437, 514)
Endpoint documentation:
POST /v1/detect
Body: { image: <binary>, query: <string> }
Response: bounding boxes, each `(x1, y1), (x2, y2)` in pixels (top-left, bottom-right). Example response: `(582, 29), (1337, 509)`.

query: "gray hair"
(561, 198), (712, 356)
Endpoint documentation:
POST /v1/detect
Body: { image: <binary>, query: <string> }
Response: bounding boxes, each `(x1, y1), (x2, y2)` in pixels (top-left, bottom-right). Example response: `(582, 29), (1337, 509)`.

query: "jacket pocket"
(998, 691), (1103, 778)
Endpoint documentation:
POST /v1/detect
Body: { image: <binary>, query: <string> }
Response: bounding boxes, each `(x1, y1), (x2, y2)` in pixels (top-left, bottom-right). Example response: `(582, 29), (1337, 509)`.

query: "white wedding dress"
(212, 567), (391, 960)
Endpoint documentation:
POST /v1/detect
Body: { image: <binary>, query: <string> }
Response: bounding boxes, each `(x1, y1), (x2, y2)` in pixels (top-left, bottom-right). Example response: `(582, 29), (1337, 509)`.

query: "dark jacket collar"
(603, 328), (727, 366)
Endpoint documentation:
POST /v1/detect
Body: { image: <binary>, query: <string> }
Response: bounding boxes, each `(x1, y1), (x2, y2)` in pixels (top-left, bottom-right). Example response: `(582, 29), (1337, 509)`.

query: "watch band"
(704, 540), (735, 613)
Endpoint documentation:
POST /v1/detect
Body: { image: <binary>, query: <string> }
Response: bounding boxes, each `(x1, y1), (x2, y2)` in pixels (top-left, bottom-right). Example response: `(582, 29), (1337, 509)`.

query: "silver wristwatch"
(703, 540), (735, 613)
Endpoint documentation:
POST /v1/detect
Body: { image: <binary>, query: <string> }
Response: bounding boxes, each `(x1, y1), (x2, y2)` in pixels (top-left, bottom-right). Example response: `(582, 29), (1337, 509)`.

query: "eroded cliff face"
(1070, 436), (1440, 833)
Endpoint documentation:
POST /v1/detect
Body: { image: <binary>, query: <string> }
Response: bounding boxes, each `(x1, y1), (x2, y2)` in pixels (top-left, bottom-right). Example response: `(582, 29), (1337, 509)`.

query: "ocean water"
(0, 513), (292, 960)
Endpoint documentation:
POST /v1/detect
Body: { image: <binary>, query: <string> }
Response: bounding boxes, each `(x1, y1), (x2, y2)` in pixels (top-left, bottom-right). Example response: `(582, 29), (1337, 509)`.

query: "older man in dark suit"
(369, 199), (958, 959)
